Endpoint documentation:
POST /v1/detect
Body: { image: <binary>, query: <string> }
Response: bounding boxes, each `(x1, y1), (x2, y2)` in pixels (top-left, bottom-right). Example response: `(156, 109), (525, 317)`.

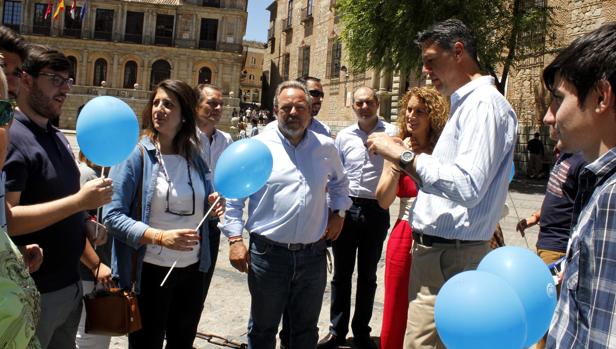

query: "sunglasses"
(0, 100), (15, 127)
(309, 90), (324, 98)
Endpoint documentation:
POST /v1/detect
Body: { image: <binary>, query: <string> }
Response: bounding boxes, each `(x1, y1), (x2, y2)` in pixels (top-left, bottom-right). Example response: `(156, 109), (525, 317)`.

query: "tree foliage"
(337, 0), (556, 92)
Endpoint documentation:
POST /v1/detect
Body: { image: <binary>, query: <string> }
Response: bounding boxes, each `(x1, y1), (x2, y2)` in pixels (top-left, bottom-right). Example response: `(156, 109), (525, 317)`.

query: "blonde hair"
(398, 87), (448, 148)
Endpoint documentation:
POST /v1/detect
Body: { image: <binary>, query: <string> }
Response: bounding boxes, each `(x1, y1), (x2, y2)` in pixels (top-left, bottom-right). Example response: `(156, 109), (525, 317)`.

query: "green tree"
(337, 0), (556, 93)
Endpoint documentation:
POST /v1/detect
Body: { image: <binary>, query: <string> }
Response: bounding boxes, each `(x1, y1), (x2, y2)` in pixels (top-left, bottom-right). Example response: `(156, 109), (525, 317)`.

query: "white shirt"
(220, 128), (352, 244)
(411, 76), (518, 241)
(144, 155), (205, 267)
(264, 118), (332, 137)
(335, 119), (398, 199)
(197, 128), (233, 183)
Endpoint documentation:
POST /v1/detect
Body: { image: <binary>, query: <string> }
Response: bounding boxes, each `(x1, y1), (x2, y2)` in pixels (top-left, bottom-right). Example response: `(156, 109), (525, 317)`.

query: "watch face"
(402, 151), (414, 162)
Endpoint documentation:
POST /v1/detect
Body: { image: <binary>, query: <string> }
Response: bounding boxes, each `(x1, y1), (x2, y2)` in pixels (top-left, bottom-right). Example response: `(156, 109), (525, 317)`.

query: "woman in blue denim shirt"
(103, 79), (223, 349)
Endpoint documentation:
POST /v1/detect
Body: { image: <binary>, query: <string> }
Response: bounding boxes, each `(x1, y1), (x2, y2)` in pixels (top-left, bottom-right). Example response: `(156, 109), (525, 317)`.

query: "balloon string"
(160, 195), (222, 287)
(508, 192), (530, 249)
(94, 167), (106, 251)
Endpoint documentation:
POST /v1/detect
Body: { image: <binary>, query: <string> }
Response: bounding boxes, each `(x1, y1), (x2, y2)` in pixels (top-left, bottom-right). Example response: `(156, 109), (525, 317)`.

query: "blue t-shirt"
(4, 111), (85, 293)
(536, 152), (586, 253)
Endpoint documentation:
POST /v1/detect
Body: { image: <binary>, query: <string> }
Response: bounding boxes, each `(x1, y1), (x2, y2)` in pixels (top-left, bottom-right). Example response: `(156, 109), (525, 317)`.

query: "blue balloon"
(76, 96), (139, 167)
(435, 270), (527, 349)
(214, 139), (273, 199)
(509, 162), (515, 183)
(478, 246), (557, 347)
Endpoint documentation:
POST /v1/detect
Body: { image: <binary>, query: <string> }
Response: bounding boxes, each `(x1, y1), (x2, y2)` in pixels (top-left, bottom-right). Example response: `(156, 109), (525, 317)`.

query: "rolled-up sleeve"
(220, 198), (246, 238)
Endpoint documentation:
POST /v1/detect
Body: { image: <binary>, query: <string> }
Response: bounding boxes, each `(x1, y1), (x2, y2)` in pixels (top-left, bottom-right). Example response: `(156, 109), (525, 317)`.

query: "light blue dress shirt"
(411, 76), (518, 241)
(335, 119), (398, 199)
(198, 128), (233, 182)
(264, 118), (332, 137)
(220, 128), (352, 244)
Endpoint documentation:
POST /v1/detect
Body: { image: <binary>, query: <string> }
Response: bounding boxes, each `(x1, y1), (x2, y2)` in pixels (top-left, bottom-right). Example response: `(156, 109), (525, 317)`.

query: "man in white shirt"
(367, 19), (517, 349)
(221, 80), (351, 349)
(319, 86), (397, 349)
(194, 83), (233, 303)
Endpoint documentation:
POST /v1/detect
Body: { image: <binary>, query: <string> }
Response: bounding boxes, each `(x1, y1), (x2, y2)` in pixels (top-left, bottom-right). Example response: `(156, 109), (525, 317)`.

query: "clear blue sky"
(244, 1), (269, 42)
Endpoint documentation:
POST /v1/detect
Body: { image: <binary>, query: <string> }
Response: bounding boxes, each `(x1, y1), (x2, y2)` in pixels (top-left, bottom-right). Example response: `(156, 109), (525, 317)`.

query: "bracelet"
(155, 231), (164, 246)
(229, 238), (243, 245)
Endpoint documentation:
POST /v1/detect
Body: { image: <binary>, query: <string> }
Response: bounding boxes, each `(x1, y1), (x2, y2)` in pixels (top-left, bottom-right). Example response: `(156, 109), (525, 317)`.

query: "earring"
(182, 119), (186, 123)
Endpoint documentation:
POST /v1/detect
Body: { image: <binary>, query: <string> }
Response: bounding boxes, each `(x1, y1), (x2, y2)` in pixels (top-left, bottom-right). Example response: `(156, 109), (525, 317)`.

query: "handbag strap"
(131, 144), (145, 291)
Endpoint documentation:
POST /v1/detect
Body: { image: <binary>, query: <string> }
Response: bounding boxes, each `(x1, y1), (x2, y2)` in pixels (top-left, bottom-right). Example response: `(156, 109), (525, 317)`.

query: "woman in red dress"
(377, 87), (448, 349)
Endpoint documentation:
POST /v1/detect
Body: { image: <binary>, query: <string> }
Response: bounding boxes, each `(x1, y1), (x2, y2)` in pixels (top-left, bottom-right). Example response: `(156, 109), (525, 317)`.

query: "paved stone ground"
(66, 132), (547, 349)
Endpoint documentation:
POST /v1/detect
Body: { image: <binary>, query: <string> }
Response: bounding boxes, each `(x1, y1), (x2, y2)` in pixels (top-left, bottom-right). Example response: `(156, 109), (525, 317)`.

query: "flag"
(80, 0), (88, 22)
(70, 0), (77, 19)
(44, 0), (53, 20)
(53, 0), (64, 20)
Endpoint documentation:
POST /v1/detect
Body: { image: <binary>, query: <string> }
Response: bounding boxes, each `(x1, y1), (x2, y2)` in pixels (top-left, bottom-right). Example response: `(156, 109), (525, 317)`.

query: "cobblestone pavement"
(66, 132), (547, 349)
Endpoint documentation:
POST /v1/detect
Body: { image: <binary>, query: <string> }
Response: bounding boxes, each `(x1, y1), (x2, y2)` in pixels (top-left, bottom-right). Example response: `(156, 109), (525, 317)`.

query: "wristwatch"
(333, 209), (346, 218)
(399, 150), (416, 170)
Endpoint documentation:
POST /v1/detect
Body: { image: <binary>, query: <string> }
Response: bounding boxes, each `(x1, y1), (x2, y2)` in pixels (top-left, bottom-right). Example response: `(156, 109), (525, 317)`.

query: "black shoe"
(352, 336), (377, 349)
(317, 333), (347, 349)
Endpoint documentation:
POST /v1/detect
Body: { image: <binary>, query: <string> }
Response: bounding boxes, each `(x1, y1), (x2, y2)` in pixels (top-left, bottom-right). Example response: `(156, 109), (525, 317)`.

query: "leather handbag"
(83, 145), (145, 336)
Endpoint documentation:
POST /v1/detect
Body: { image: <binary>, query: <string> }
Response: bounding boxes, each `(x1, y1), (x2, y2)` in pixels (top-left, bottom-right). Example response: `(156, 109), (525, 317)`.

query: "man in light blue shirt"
(319, 86), (397, 349)
(367, 19), (517, 349)
(220, 80), (352, 349)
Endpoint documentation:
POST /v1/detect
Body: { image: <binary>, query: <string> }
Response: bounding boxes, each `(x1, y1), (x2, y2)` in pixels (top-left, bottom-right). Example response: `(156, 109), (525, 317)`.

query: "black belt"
(412, 231), (483, 247)
(350, 196), (378, 205)
(250, 233), (324, 251)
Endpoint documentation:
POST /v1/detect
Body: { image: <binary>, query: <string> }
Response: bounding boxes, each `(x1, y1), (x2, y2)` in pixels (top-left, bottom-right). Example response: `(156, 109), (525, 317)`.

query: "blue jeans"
(247, 235), (327, 349)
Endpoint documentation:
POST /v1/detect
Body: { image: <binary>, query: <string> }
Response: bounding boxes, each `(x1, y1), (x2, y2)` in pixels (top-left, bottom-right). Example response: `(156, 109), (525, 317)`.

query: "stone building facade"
(240, 40), (265, 105)
(1, 0), (247, 130)
(506, 0), (616, 173)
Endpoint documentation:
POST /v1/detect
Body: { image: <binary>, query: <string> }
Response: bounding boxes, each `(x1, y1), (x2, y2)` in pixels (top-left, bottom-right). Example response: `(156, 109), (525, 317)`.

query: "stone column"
(111, 54), (119, 88)
(80, 50), (89, 86)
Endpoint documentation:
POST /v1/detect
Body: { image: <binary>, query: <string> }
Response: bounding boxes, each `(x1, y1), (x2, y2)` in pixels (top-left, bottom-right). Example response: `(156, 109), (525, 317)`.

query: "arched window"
(249, 74), (255, 81)
(198, 66), (212, 84)
(150, 59), (171, 90)
(93, 58), (107, 86)
(123, 61), (138, 88)
(67, 56), (77, 82)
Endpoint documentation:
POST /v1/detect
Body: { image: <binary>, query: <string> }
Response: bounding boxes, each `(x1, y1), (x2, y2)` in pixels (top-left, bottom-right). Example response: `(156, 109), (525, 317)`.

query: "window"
(199, 18), (218, 49)
(203, 0), (220, 7)
(250, 57), (257, 66)
(327, 38), (342, 78)
(2, 1), (21, 31)
(150, 60), (171, 90)
(67, 56), (77, 82)
(94, 9), (114, 40)
(299, 46), (310, 77)
(93, 58), (107, 86)
(198, 67), (212, 84)
(282, 53), (290, 81)
(64, 7), (82, 37)
(286, 0), (293, 28)
(123, 61), (138, 88)
(124, 11), (144, 43)
(249, 74), (255, 80)
(32, 3), (51, 35)
(155, 14), (174, 46)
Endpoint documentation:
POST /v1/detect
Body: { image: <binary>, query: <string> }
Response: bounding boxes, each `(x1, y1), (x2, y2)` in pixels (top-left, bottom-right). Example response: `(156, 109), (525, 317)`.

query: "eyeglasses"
(162, 158), (195, 216)
(37, 72), (74, 89)
(206, 100), (224, 108)
(0, 100), (15, 127)
(309, 90), (324, 98)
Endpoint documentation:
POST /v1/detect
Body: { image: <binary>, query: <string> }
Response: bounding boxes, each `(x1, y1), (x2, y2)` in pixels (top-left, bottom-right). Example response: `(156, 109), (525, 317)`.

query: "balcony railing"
(301, 6), (313, 22)
(124, 33), (142, 44)
(199, 39), (217, 50)
(93, 30), (112, 40)
(32, 24), (51, 35)
(282, 18), (292, 32)
(267, 27), (275, 40)
(218, 42), (242, 53)
(154, 36), (173, 46)
(63, 28), (81, 38)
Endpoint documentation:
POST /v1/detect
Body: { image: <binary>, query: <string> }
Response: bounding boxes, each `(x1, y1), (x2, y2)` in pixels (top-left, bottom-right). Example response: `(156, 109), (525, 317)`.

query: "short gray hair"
(273, 80), (313, 109)
(352, 86), (378, 104)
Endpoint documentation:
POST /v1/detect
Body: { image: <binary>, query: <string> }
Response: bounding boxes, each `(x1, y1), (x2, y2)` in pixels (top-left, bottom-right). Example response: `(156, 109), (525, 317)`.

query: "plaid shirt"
(546, 147), (616, 349)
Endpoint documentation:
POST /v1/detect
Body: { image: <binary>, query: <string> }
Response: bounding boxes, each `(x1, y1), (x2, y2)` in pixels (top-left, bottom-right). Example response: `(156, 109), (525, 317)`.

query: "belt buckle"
(287, 243), (301, 251)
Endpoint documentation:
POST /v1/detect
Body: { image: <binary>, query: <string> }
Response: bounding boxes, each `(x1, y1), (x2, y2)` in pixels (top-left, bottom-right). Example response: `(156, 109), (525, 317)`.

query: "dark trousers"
(128, 262), (208, 349)
(329, 198), (389, 339)
(203, 219), (221, 295)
